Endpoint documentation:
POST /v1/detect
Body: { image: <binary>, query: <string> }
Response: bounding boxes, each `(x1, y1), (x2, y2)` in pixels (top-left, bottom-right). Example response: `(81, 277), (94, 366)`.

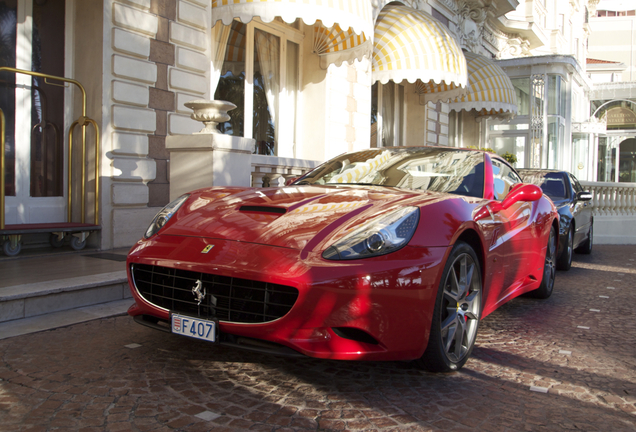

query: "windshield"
(521, 172), (567, 200)
(295, 148), (485, 198)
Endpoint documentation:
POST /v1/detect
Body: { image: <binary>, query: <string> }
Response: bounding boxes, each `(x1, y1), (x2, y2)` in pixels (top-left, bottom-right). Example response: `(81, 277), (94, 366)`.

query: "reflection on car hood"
(161, 185), (440, 250)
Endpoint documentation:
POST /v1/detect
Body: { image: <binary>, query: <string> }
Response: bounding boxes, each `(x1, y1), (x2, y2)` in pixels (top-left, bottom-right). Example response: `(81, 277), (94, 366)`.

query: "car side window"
(570, 174), (583, 194)
(491, 159), (522, 201)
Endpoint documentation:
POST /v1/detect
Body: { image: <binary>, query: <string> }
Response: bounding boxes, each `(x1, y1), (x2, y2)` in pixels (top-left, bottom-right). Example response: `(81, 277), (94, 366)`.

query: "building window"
(511, 78), (530, 116)
(546, 117), (563, 169)
(0, 0), (65, 198)
(548, 75), (566, 117)
(490, 136), (526, 168)
(370, 82), (405, 147)
(213, 19), (302, 156)
(431, 8), (449, 29)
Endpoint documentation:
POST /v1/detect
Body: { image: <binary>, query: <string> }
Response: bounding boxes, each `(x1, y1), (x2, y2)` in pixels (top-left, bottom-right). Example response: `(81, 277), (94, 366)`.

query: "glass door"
(0, 0), (66, 224)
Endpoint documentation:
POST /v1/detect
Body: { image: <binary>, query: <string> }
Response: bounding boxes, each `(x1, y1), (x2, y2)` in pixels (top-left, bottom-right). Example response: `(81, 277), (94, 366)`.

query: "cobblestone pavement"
(1, 245), (635, 432)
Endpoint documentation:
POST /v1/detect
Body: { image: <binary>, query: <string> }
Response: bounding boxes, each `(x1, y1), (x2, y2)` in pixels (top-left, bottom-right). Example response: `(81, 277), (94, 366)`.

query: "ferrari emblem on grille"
(201, 245), (214, 253)
(192, 280), (206, 305)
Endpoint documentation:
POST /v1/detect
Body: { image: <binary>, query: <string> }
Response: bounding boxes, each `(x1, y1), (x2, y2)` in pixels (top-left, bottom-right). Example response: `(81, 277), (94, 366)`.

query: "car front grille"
(131, 263), (299, 324)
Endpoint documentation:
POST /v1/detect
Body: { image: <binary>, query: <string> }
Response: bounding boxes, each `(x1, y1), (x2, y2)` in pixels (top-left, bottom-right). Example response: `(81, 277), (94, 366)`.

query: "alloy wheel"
(543, 228), (557, 291)
(440, 253), (481, 363)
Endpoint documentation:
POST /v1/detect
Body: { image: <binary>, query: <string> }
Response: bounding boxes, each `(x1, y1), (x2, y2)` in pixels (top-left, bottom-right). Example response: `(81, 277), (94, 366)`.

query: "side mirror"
(577, 191), (593, 202)
(501, 183), (542, 210)
(285, 177), (299, 186)
(475, 184), (542, 221)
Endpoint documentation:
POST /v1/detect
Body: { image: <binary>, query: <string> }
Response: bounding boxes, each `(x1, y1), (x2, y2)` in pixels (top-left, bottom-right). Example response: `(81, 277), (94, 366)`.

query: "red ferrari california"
(127, 147), (558, 372)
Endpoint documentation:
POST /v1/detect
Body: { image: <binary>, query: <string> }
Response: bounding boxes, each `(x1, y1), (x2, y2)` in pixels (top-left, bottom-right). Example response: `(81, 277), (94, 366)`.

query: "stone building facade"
(1, 0), (604, 252)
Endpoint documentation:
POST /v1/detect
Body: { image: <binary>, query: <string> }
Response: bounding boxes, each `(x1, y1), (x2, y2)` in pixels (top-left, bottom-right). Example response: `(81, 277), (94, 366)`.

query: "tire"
(556, 227), (573, 271)
(3, 240), (22, 257)
(415, 241), (482, 372)
(528, 226), (557, 299)
(50, 233), (65, 248)
(575, 223), (593, 255)
(70, 236), (87, 251)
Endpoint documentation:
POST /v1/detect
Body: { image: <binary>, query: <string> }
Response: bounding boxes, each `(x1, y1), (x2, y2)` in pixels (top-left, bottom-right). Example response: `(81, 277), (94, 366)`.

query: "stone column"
(166, 134), (255, 201)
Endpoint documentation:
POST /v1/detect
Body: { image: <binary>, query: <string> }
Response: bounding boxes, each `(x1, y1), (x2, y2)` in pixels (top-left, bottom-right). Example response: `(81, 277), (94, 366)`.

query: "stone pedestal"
(166, 134), (255, 201)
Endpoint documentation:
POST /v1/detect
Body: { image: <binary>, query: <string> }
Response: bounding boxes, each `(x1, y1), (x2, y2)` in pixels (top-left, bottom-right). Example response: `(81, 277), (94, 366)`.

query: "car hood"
(161, 186), (440, 250)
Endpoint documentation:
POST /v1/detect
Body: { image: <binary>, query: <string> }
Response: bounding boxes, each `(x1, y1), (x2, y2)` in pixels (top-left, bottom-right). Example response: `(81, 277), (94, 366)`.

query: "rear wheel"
(575, 223), (593, 255)
(528, 226), (556, 299)
(556, 227), (573, 271)
(415, 241), (482, 372)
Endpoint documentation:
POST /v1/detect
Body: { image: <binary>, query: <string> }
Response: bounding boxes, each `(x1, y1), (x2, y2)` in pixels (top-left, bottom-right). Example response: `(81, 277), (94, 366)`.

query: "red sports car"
(127, 147), (558, 372)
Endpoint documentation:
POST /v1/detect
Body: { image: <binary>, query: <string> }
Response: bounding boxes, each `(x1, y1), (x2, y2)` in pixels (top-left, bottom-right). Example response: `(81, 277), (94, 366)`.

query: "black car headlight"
(144, 194), (190, 239)
(323, 207), (420, 260)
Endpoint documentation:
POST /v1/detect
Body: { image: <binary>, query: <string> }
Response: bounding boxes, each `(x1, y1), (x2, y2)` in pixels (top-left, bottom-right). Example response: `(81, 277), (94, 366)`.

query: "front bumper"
(126, 234), (449, 361)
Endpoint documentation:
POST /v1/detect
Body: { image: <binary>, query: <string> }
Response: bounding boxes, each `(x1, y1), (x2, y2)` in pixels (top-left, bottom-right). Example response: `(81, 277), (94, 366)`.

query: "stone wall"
(325, 59), (373, 158)
(105, 0), (210, 248)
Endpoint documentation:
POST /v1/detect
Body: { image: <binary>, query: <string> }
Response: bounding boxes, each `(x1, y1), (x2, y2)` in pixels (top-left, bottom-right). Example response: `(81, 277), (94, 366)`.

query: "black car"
(518, 169), (593, 271)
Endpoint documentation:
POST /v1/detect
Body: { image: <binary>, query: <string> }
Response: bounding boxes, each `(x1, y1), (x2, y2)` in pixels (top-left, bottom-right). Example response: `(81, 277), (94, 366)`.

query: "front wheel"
(528, 225), (556, 299)
(415, 241), (482, 372)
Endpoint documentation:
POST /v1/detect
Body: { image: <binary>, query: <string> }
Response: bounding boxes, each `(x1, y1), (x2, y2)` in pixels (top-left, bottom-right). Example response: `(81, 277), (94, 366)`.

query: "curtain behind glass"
(210, 22), (231, 96)
(30, 0), (65, 197)
(0, 0), (16, 197)
(254, 29), (279, 155)
(382, 83), (395, 147)
(370, 83), (378, 148)
(214, 21), (246, 137)
(284, 40), (299, 157)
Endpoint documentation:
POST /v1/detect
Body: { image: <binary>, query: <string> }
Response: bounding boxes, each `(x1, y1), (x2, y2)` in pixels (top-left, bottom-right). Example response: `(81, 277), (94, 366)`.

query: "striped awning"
(212, 0), (373, 67)
(313, 24), (372, 68)
(372, 4), (468, 103)
(450, 52), (518, 116)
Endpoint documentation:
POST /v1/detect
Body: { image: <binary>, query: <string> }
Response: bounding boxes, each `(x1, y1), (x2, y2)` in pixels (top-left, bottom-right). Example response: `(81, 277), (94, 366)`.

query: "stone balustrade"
(251, 154), (320, 187)
(580, 181), (636, 217)
(580, 181), (636, 244)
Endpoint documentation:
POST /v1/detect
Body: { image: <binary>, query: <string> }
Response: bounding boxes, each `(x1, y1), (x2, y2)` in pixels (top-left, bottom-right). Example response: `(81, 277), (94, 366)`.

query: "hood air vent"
(239, 206), (286, 214)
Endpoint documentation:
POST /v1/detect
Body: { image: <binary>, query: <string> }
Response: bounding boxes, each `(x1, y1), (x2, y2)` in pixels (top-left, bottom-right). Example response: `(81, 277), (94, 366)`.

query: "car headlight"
(322, 207), (420, 260)
(144, 194), (190, 239)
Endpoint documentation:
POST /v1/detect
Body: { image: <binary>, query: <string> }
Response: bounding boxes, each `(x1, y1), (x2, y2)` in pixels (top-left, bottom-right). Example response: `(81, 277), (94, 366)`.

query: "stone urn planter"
(184, 99), (237, 134)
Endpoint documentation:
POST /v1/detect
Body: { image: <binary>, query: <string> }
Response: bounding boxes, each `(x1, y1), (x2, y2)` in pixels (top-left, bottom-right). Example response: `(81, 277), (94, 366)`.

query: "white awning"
(450, 52), (518, 116)
(212, 0), (374, 67)
(372, 4), (468, 103)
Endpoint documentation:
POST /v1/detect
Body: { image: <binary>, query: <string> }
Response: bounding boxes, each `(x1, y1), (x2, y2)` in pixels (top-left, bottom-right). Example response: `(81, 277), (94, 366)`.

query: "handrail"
(0, 67), (100, 229)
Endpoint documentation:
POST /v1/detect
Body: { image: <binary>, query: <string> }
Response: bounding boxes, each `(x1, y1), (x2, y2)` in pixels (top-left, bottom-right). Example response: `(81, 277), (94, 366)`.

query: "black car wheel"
(556, 227), (573, 271)
(575, 223), (593, 255)
(529, 226), (556, 299)
(416, 241), (482, 372)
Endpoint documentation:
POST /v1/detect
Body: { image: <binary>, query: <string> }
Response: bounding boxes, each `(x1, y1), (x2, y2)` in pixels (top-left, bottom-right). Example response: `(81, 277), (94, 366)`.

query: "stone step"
(0, 271), (132, 338)
(0, 299), (132, 340)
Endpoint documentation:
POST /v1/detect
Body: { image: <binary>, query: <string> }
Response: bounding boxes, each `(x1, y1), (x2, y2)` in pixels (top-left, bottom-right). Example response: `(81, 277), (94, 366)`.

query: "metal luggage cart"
(1, 67), (100, 256)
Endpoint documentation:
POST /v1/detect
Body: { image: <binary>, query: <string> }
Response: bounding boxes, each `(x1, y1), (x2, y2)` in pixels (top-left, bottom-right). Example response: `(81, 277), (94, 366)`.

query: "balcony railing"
(251, 154), (320, 187)
(580, 181), (636, 217)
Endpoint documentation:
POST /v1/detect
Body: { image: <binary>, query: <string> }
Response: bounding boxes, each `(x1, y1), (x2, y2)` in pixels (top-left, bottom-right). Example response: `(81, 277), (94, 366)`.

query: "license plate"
(171, 313), (216, 343)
